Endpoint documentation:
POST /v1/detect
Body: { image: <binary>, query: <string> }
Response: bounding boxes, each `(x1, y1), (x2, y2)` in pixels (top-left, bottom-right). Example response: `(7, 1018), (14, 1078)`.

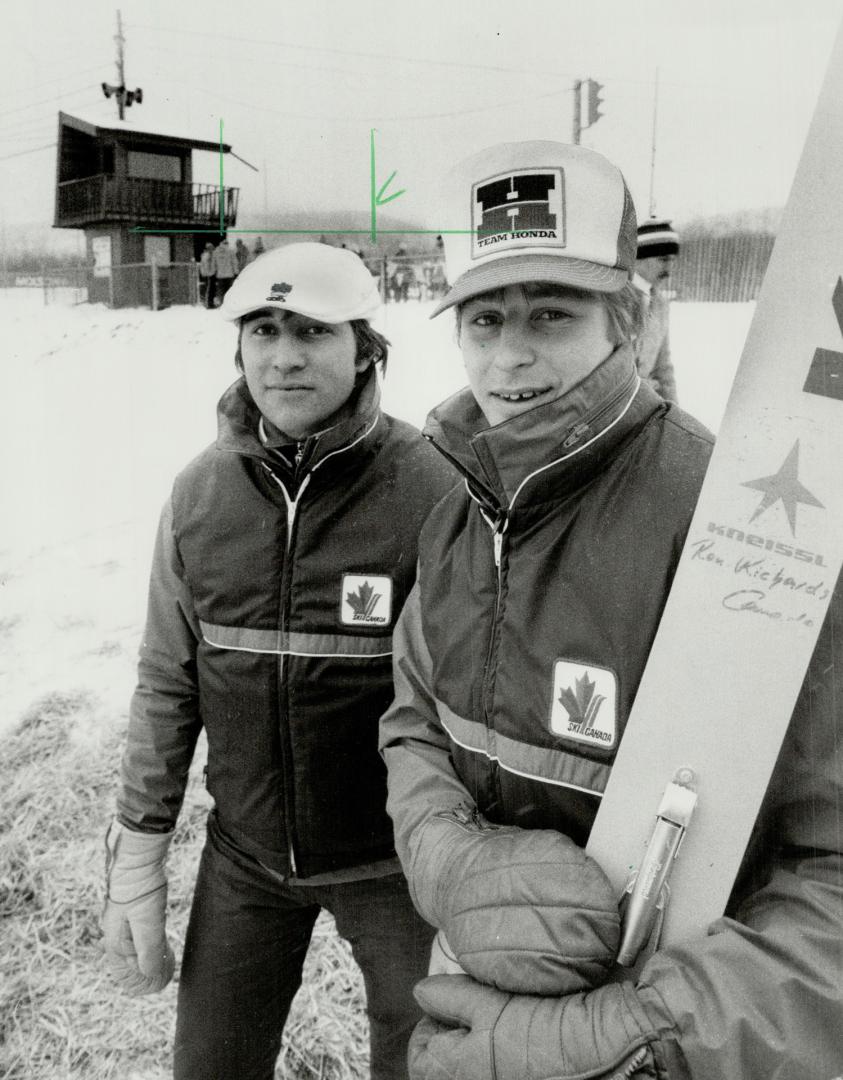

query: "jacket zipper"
(262, 463), (312, 877)
(561, 371), (639, 451)
(257, 417), (378, 877)
(481, 511), (507, 741)
(477, 380), (637, 752)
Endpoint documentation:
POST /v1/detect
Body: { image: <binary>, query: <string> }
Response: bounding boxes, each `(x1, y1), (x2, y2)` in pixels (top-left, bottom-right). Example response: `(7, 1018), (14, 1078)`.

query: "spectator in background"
(234, 238), (250, 274)
(252, 236), (266, 257)
(212, 239), (237, 304)
(633, 217), (679, 403)
(198, 243), (215, 310)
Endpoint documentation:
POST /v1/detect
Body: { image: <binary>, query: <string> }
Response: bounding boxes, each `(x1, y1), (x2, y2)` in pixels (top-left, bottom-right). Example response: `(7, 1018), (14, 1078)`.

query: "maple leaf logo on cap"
(266, 281), (293, 302)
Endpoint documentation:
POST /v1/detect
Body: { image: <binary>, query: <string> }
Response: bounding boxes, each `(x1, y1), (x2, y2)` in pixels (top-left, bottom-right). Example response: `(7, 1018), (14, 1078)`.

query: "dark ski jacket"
(381, 342), (843, 1078)
(118, 370), (456, 879)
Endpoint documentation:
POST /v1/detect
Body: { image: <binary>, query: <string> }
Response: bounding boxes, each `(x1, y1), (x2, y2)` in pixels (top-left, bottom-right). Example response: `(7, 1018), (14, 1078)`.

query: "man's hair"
(351, 319), (390, 376)
(235, 317), (390, 376)
(454, 282), (646, 346)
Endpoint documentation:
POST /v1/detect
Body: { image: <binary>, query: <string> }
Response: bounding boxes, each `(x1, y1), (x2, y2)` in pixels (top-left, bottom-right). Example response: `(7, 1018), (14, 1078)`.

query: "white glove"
(101, 820), (176, 996)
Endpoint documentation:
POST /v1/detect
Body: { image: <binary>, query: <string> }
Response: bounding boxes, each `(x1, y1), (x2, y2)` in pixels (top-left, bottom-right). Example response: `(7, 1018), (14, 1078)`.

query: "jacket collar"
(215, 367), (383, 475)
(423, 343), (661, 511)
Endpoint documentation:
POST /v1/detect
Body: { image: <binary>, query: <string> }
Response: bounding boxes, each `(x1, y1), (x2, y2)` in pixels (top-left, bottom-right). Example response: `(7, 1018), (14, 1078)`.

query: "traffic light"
(586, 79), (604, 127)
(124, 88), (143, 107)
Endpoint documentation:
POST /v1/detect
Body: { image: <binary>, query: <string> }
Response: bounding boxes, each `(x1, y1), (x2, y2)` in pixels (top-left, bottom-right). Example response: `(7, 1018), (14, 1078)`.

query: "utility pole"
(648, 67), (660, 217)
(115, 10), (126, 120)
(572, 79), (582, 145)
(102, 10), (143, 118)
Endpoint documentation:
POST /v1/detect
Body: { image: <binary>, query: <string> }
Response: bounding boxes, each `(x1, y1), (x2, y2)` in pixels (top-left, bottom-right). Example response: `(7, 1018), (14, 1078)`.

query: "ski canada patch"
(340, 574), (393, 627)
(550, 660), (617, 748)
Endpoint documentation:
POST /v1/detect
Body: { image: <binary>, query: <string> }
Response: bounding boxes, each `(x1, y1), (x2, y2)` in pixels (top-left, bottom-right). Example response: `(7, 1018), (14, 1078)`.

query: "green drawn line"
(129, 119), (471, 238)
(219, 118), (225, 237)
(130, 227), (475, 235)
(370, 129), (377, 243)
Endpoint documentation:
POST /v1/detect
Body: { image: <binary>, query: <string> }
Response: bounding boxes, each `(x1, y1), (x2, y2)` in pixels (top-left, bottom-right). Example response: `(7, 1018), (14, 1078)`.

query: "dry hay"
(0, 691), (369, 1079)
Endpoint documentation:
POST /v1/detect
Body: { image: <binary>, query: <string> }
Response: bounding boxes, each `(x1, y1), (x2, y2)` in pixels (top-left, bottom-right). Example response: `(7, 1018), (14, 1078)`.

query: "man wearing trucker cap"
(380, 141), (843, 1078)
(100, 242), (456, 1079)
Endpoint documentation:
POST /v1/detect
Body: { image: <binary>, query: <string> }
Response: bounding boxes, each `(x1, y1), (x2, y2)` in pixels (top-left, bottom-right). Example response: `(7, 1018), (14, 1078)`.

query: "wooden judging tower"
(53, 111), (239, 307)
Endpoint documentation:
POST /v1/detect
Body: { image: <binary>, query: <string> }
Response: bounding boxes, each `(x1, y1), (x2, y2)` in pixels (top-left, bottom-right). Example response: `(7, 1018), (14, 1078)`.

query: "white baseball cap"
(221, 242), (381, 323)
(431, 140), (637, 316)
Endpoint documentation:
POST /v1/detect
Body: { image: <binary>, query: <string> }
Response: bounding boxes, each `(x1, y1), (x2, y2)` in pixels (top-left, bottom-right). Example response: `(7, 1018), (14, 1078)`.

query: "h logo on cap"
(472, 168), (566, 259)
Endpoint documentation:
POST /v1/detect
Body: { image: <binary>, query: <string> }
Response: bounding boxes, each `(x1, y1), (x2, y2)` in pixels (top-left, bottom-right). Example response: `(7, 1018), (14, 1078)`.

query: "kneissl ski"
(586, 21), (843, 958)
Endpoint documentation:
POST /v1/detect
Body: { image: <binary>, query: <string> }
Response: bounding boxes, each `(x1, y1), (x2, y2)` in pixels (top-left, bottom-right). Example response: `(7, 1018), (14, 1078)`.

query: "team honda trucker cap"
(221, 242), (381, 323)
(431, 140), (637, 316)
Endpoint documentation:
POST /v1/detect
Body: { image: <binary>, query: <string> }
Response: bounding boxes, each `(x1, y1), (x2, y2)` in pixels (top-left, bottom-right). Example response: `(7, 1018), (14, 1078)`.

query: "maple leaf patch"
(340, 574), (393, 626)
(346, 580), (380, 619)
(557, 671), (605, 732)
(549, 661), (617, 747)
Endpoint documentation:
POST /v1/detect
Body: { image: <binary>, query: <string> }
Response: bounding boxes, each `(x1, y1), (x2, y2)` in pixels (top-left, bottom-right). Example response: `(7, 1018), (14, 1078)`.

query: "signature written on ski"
(690, 534), (831, 627)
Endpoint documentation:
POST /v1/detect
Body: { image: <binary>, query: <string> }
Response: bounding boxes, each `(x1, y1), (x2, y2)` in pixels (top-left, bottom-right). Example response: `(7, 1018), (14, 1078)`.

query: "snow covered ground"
(0, 292), (754, 738)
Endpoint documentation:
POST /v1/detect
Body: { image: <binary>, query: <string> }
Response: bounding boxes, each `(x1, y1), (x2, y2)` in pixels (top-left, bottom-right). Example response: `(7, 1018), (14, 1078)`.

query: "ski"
(586, 22), (843, 955)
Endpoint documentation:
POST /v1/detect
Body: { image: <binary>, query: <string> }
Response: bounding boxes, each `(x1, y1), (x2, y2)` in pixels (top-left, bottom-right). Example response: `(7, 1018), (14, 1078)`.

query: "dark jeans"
(174, 815), (434, 1080)
(201, 275), (216, 309)
(215, 276), (234, 303)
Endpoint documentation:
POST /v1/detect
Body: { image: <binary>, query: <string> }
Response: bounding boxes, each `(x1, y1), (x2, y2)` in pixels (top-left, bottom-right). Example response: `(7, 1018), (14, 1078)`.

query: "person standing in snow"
(380, 139), (843, 1080)
(252, 236), (266, 257)
(211, 238), (237, 304)
(632, 217), (680, 403)
(197, 243), (215, 309)
(100, 243), (456, 1080)
(234, 237), (250, 274)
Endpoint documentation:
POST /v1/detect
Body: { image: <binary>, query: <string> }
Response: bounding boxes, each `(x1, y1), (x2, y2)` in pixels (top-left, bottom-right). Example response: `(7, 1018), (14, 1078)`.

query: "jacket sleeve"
(650, 333), (678, 404)
(634, 589), (843, 1079)
(380, 580), (477, 883)
(117, 496), (204, 834)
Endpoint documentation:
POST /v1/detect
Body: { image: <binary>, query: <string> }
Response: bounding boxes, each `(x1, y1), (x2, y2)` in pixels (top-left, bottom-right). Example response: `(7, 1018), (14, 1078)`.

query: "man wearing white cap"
(381, 142), (842, 1078)
(633, 216), (680, 402)
(100, 243), (456, 1079)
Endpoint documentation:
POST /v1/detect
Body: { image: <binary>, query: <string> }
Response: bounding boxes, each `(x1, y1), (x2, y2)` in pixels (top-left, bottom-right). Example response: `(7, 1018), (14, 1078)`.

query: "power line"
(0, 93), (104, 137)
(145, 41), (380, 84)
(130, 21), (785, 97)
(128, 22), (574, 81)
(155, 76), (572, 125)
(0, 64), (106, 104)
(0, 85), (100, 120)
(0, 143), (56, 162)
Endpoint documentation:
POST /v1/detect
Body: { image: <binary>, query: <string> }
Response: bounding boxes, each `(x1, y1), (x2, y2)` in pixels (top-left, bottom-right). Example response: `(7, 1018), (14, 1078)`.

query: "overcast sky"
(2, 0), (841, 243)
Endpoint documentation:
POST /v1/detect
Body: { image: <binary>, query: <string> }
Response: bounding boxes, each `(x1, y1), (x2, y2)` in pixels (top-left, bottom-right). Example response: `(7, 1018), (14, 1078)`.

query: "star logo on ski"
(558, 671), (605, 731)
(742, 440), (823, 536)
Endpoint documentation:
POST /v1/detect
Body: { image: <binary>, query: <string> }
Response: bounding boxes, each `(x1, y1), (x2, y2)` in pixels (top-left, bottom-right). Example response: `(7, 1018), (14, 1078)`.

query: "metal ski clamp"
(617, 768), (697, 967)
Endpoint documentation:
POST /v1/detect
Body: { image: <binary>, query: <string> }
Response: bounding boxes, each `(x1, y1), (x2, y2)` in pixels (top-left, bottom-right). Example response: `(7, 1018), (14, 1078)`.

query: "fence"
(88, 262), (200, 309)
(367, 238), (775, 306)
(0, 262), (199, 310)
(1, 234), (777, 311)
(672, 233), (775, 302)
